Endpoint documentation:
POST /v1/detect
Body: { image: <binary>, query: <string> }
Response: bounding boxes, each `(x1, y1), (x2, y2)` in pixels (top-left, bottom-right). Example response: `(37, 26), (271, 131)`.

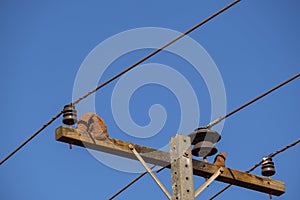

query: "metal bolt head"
(128, 144), (134, 150)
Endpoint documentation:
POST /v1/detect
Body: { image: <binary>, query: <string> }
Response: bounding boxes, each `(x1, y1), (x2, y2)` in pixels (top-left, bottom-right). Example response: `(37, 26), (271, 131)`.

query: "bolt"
(183, 152), (189, 158)
(128, 144), (134, 150)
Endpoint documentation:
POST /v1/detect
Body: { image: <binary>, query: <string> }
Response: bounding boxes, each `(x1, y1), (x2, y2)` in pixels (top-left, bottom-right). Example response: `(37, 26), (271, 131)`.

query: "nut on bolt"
(129, 144), (134, 150)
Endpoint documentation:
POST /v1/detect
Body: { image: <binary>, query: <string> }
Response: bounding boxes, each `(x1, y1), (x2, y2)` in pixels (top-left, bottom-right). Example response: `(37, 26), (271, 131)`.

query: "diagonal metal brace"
(129, 144), (172, 200)
(194, 167), (224, 198)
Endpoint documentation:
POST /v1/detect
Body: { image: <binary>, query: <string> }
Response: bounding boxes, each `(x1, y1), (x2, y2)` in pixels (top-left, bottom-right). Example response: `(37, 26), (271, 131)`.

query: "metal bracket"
(129, 144), (172, 200)
(194, 167), (224, 198)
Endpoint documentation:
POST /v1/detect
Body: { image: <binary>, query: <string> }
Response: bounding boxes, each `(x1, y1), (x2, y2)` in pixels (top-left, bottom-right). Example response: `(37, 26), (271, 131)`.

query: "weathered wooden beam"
(56, 126), (170, 167)
(55, 126), (285, 196)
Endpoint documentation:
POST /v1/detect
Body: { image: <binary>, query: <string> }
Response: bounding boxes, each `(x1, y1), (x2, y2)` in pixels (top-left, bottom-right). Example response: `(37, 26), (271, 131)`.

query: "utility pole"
(170, 134), (194, 199)
(56, 126), (285, 199)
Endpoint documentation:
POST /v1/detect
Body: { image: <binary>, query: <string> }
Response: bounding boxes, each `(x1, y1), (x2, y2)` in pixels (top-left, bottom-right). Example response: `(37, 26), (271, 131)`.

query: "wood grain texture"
(55, 126), (285, 196)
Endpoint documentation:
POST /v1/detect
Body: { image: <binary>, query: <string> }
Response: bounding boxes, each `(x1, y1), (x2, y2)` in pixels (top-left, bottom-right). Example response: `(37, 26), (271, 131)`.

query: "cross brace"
(55, 126), (285, 196)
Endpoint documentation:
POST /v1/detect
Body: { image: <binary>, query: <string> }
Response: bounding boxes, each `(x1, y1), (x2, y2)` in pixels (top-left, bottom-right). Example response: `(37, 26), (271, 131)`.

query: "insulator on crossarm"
(261, 157), (276, 177)
(192, 141), (218, 157)
(62, 104), (77, 126)
(189, 128), (221, 158)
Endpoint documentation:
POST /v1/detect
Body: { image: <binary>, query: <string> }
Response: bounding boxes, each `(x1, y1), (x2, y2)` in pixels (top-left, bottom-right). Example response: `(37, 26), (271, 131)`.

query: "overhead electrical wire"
(0, 0), (241, 166)
(206, 72), (300, 128)
(0, 111), (64, 165)
(108, 71), (300, 198)
(209, 138), (300, 200)
(71, 0), (242, 106)
(108, 165), (156, 200)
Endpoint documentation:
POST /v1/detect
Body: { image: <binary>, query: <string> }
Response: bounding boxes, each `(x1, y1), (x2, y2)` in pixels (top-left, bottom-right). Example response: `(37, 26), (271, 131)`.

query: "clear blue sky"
(0, 1), (299, 199)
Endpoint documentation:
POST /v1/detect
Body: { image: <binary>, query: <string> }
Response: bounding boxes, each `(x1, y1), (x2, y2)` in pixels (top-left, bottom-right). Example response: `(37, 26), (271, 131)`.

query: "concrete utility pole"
(56, 126), (285, 199)
(170, 134), (195, 199)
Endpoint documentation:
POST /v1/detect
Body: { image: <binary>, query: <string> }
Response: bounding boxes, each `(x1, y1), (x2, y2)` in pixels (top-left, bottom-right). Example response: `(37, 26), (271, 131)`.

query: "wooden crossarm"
(55, 126), (285, 196)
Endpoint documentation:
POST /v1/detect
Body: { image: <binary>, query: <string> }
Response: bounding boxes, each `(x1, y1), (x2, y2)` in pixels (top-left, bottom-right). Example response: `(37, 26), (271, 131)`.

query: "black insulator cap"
(189, 128), (221, 145)
(188, 128), (220, 158)
(192, 141), (218, 157)
(261, 157), (276, 177)
(62, 104), (77, 125)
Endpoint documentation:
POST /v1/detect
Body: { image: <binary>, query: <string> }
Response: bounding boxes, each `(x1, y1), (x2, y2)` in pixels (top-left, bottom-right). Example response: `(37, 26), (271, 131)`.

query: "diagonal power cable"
(209, 138), (300, 200)
(0, 0), (242, 166)
(206, 72), (300, 128)
(108, 165), (157, 200)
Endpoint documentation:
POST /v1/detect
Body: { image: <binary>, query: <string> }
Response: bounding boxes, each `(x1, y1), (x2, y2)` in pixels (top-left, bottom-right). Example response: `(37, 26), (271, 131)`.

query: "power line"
(109, 165), (156, 200)
(72, 0), (241, 106)
(246, 138), (300, 174)
(0, 0), (241, 166)
(206, 72), (300, 128)
(0, 111), (63, 165)
(209, 138), (300, 200)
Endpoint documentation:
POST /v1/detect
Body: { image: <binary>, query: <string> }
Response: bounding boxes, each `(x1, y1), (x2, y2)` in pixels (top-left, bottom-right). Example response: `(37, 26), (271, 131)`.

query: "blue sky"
(0, 1), (299, 199)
